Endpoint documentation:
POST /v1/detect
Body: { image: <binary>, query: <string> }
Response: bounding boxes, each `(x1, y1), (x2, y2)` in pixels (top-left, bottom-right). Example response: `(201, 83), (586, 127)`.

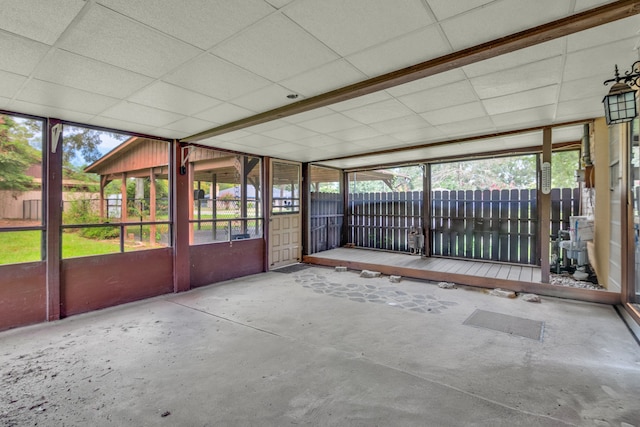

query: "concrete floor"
(1, 266), (639, 426)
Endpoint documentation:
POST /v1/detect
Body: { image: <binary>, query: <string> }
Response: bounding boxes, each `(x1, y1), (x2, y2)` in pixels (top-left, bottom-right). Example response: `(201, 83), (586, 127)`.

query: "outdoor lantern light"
(603, 63), (640, 125)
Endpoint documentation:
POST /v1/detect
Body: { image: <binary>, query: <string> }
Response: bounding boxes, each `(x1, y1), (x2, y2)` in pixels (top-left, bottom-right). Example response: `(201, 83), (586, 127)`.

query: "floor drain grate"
(463, 309), (544, 341)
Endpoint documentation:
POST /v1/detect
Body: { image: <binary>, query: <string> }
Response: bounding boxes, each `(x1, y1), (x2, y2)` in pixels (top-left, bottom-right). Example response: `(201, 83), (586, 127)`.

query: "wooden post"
(341, 170), (349, 247)
(120, 172), (128, 224)
(540, 127), (552, 283)
(241, 158), (248, 234)
(149, 169), (156, 245)
(188, 162), (194, 245)
(173, 141), (190, 292)
(211, 173), (217, 240)
(423, 163), (430, 257)
(46, 119), (62, 321)
(263, 157), (271, 272)
(301, 163), (310, 256)
(99, 175), (107, 220)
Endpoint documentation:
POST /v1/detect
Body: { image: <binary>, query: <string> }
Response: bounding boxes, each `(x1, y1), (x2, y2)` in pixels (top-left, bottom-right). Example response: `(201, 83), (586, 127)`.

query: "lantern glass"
(603, 84), (637, 125)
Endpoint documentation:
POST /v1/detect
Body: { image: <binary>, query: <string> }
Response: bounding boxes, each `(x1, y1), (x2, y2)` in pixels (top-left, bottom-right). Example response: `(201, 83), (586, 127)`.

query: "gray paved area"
(1, 265), (639, 426)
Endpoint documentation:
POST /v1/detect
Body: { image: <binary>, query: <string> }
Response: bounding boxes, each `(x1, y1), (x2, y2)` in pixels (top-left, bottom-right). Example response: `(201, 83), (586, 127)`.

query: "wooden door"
(269, 160), (302, 269)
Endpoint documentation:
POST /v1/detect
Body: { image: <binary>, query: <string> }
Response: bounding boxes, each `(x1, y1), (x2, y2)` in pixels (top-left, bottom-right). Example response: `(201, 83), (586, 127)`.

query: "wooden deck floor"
(304, 248), (619, 305)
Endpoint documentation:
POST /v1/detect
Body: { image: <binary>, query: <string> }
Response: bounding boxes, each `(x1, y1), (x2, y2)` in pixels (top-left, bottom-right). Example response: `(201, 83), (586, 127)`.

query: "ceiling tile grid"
(0, 0), (638, 169)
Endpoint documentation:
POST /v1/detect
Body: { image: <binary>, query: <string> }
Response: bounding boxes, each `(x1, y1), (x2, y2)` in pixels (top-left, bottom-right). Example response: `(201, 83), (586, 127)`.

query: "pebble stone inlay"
(295, 270), (458, 314)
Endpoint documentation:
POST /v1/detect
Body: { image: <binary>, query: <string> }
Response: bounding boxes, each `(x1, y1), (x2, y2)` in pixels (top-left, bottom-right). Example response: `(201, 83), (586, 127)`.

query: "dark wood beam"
(182, 1), (640, 143)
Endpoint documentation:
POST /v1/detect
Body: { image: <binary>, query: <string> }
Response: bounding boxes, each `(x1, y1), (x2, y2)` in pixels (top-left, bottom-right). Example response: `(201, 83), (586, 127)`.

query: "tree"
(62, 126), (126, 166)
(0, 115), (40, 192)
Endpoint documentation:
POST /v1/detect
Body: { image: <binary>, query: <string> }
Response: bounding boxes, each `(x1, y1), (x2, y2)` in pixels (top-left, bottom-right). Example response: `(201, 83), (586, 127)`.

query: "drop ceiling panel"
(266, 0), (294, 8)
(0, 71), (27, 99)
(88, 116), (157, 136)
(329, 92), (393, 113)
(17, 79), (119, 115)
(0, 32), (50, 76)
(440, 0), (570, 51)
(559, 76), (608, 103)
(386, 69), (467, 97)
(161, 117), (219, 134)
(262, 124), (319, 142)
(202, 130), (253, 143)
(294, 134), (342, 148)
(563, 38), (640, 82)
(102, 101), (186, 128)
(398, 79), (478, 113)
(10, 99), (95, 123)
(210, 13), (339, 82)
(34, 50), (154, 99)
(369, 115), (432, 135)
(394, 125), (446, 143)
(346, 25), (451, 77)
(435, 116), (497, 139)
(482, 85), (558, 116)
(283, 0), (434, 56)
(194, 103), (255, 124)
(566, 15), (640, 53)
(57, 4), (202, 78)
(0, 1), (632, 171)
(351, 136), (405, 150)
(461, 40), (565, 78)
(283, 107), (334, 124)
(280, 60), (366, 98)
(551, 125), (584, 142)
(421, 102), (487, 126)
(556, 97), (604, 121)
(426, 0), (494, 21)
(470, 56), (563, 99)
(128, 81), (222, 115)
(164, 54), (270, 101)
(328, 126), (382, 142)
(231, 84), (300, 112)
(341, 99), (415, 125)
(0, 0), (85, 45)
(297, 113), (363, 133)
(96, 0), (274, 50)
(490, 105), (556, 128)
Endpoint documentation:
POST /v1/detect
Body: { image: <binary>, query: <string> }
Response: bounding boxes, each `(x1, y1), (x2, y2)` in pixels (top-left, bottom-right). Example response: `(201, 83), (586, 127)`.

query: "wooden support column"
(188, 162), (195, 245)
(99, 175), (107, 220)
(173, 141), (190, 292)
(120, 172), (128, 224)
(149, 169), (156, 245)
(46, 119), (62, 321)
(423, 163), (431, 257)
(540, 127), (552, 283)
(341, 170), (349, 247)
(241, 157), (248, 234)
(301, 162), (311, 256)
(211, 173), (217, 240)
(263, 157), (271, 272)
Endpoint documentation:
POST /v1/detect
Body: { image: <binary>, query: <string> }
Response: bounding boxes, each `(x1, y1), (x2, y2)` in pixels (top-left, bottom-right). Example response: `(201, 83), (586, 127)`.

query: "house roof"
(1, 1), (639, 170)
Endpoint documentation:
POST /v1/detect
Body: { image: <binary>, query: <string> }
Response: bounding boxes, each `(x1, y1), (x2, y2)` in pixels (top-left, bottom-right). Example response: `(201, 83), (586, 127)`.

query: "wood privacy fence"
(311, 188), (580, 265)
(347, 191), (424, 252)
(432, 189), (537, 264)
(310, 192), (343, 254)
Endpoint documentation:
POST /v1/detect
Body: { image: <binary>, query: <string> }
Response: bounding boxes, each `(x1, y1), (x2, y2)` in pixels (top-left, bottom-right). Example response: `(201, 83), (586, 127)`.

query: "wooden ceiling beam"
(182, 0), (640, 143)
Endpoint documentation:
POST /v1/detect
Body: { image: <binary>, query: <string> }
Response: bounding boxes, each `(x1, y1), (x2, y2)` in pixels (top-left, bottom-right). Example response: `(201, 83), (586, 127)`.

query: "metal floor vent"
(463, 309), (545, 341)
(271, 264), (312, 274)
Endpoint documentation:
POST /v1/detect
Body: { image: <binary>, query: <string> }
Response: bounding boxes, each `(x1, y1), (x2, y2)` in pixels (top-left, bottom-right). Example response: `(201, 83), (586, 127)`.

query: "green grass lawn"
(0, 231), (42, 265)
(0, 230), (122, 265)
